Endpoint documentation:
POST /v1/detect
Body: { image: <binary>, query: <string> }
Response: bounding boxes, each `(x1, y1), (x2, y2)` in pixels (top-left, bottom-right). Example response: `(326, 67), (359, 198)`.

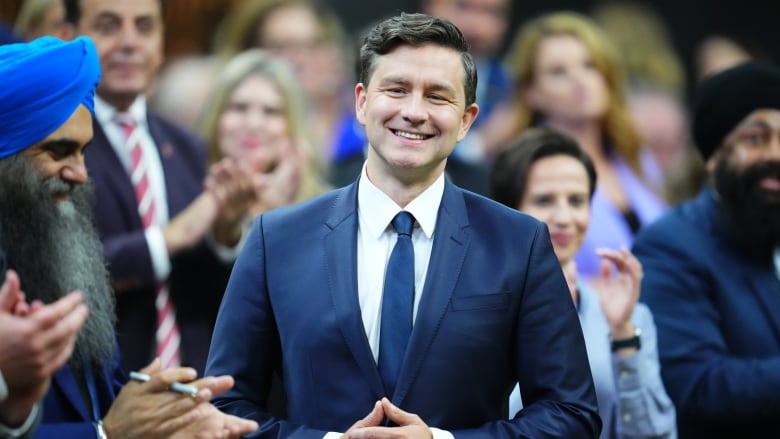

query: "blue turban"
(0, 36), (101, 159)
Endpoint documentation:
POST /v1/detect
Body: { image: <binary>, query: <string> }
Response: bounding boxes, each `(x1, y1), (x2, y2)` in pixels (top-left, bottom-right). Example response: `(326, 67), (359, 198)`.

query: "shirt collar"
(774, 247), (780, 280)
(94, 94), (148, 127)
(357, 165), (444, 239)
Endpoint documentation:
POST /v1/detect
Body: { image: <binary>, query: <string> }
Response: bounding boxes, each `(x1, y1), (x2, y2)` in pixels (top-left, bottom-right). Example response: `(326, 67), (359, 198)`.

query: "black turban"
(692, 62), (780, 161)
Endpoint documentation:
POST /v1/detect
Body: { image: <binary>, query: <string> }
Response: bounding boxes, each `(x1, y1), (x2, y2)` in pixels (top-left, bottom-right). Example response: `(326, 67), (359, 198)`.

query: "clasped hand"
(342, 398), (433, 439)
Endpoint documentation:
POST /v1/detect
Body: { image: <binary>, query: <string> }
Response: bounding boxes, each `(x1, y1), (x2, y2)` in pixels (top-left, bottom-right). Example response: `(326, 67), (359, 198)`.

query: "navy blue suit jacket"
(86, 112), (232, 374)
(206, 179), (600, 438)
(634, 188), (780, 437)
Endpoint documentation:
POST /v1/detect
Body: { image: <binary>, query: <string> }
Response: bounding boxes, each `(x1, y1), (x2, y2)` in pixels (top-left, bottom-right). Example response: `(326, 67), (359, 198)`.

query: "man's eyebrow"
(378, 76), (456, 95)
(39, 138), (93, 153)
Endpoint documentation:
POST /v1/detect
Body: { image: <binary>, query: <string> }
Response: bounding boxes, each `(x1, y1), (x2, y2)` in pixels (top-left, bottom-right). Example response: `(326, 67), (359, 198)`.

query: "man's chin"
(55, 198), (77, 217)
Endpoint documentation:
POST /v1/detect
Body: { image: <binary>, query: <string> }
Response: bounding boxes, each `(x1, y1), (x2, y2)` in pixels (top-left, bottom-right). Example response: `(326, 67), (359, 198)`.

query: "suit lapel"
(89, 120), (141, 226)
(146, 114), (188, 216)
(324, 182), (386, 399)
(52, 366), (90, 421)
(394, 182), (470, 404)
(744, 262), (780, 341)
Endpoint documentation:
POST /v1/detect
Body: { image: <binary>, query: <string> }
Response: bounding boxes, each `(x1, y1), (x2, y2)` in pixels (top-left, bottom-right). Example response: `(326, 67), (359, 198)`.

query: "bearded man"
(633, 62), (780, 438)
(0, 36), (257, 439)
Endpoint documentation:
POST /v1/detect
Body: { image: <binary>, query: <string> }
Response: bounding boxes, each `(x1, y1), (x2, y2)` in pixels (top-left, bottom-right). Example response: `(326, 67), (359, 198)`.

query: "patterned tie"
(378, 211), (415, 398)
(117, 115), (181, 370)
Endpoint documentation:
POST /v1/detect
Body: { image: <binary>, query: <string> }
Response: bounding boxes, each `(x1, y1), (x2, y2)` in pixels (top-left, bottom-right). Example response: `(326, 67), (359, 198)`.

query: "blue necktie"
(378, 211), (415, 398)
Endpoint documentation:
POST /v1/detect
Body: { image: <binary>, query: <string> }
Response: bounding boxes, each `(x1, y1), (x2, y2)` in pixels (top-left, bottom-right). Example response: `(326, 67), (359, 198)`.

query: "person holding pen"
(0, 36), (258, 438)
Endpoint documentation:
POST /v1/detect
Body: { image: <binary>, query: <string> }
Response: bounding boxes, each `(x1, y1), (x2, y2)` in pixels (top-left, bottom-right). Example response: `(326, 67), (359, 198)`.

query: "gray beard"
(0, 154), (115, 371)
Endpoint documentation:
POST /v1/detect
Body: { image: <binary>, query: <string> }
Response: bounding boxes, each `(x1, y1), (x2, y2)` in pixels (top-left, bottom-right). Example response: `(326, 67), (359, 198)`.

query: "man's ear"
(355, 83), (367, 125)
(456, 103), (480, 141)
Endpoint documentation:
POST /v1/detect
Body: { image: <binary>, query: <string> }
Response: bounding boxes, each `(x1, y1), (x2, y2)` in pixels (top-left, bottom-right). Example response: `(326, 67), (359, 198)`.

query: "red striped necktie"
(117, 114), (181, 370)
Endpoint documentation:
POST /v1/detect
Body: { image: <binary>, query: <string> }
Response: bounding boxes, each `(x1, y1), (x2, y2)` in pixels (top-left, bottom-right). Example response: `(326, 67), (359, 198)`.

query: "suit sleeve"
(206, 217), (329, 438)
(635, 221), (780, 419)
(451, 223), (601, 438)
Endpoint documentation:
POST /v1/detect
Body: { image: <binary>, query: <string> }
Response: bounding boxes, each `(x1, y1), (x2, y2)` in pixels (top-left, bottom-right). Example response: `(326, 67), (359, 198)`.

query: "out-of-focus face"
(218, 74), (290, 172)
(712, 108), (780, 256)
(356, 43), (478, 187)
(25, 0), (67, 40)
(629, 91), (687, 173)
(525, 34), (608, 125)
(718, 109), (780, 183)
(519, 155), (591, 266)
(424, 0), (509, 57)
(258, 3), (344, 101)
(77, 0), (163, 109)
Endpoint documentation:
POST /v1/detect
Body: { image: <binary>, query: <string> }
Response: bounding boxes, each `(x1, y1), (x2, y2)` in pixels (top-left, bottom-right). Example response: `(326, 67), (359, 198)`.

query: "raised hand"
(206, 158), (258, 246)
(250, 138), (305, 216)
(595, 246), (643, 339)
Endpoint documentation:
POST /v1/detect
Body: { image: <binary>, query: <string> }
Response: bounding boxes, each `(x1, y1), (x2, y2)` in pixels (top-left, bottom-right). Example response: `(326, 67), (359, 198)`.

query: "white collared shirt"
(774, 247), (780, 281)
(94, 96), (171, 281)
(356, 166), (442, 363)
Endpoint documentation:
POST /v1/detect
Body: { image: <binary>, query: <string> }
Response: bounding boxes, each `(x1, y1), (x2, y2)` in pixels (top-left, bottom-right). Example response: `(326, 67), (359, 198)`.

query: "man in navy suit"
(63, 0), (255, 375)
(207, 13), (600, 438)
(634, 63), (780, 437)
(0, 36), (257, 438)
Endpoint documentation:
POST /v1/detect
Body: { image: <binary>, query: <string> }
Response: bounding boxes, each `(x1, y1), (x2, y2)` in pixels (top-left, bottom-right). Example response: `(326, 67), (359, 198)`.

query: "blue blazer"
(635, 188), (780, 437)
(34, 351), (125, 438)
(85, 112), (232, 375)
(206, 179), (601, 438)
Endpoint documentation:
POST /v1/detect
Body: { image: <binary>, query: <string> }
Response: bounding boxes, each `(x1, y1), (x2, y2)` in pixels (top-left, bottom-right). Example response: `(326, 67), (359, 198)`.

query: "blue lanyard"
(83, 363), (102, 422)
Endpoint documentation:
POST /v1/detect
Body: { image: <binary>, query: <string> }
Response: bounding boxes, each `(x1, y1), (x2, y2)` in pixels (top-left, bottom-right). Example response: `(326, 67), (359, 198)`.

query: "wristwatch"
(610, 327), (642, 352)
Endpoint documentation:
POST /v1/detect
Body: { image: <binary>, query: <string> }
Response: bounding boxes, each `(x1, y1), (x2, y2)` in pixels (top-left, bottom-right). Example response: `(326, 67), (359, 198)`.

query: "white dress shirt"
(94, 95), (172, 281)
(324, 166), (453, 439)
(774, 247), (780, 281)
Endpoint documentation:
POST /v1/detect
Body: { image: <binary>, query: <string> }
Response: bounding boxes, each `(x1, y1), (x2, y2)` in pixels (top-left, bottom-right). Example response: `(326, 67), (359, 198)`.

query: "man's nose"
(61, 155), (88, 185)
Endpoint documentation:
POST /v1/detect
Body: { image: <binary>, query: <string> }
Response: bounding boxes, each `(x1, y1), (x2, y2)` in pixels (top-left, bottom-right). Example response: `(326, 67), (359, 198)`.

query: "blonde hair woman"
(506, 11), (667, 281)
(213, 0), (352, 175)
(198, 49), (329, 216)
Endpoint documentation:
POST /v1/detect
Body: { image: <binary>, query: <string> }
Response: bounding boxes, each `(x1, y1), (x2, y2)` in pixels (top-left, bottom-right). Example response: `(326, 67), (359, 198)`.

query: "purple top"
(576, 154), (667, 279)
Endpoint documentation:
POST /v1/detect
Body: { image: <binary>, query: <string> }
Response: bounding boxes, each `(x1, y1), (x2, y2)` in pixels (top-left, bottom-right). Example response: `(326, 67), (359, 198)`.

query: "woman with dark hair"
(491, 127), (676, 439)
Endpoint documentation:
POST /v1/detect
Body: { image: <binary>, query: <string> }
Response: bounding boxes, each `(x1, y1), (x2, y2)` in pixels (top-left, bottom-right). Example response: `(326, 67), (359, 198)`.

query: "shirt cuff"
(0, 403), (39, 438)
(205, 220), (250, 264)
(613, 350), (642, 391)
(431, 427), (455, 439)
(323, 432), (342, 439)
(145, 226), (172, 281)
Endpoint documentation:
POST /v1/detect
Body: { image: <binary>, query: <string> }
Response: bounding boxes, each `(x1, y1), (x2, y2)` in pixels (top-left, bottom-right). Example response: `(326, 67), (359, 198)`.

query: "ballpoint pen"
(128, 371), (199, 397)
